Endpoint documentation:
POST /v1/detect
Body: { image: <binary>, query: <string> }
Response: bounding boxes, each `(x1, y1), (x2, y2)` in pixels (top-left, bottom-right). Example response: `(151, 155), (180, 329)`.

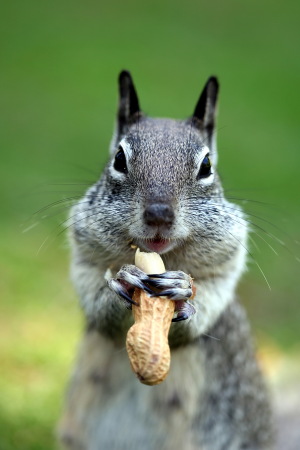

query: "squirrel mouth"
(139, 237), (173, 254)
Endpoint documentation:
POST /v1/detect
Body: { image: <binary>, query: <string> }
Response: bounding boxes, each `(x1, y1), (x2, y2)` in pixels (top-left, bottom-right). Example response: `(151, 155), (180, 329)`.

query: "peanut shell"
(126, 249), (175, 385)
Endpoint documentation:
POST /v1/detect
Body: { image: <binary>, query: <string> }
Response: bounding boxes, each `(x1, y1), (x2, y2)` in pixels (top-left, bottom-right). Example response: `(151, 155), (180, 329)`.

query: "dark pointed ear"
(192, 76), (219, 136)
(117, 70), (142, 136)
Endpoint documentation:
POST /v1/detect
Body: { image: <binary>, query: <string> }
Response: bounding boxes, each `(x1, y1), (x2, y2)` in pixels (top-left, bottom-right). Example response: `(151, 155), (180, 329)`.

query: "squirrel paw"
(108, 265), (153, 308)
(146, 270), (193, 300)
(171, 301), (196, 322)
(108, 265), (195, 320)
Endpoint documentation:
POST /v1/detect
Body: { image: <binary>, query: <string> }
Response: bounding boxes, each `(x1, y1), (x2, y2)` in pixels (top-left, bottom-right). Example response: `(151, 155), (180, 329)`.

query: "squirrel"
(58, 71), (273, 450)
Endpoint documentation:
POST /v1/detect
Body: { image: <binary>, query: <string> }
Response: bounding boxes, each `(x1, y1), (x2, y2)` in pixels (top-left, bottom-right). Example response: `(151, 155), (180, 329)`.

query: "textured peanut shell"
(126, 249), (175, 385)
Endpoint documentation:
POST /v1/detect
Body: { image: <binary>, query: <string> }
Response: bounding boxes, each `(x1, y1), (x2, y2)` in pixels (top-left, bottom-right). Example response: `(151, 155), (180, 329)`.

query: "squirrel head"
(72, 71), (247, 270)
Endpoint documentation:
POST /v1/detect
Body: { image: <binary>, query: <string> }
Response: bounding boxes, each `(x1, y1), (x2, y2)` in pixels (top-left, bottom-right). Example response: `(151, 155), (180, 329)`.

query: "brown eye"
(197, 154), (212, 179)
(113, 146), (128, 174)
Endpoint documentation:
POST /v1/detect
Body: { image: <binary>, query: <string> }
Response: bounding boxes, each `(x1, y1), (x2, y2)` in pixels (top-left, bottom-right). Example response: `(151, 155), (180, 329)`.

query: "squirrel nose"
(143, 203), (175, 227)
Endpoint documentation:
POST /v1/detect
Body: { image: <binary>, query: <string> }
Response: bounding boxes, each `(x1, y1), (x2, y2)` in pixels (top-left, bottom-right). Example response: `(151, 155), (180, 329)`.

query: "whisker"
(36, 210), (99, 254)
(22, 222), (40, 233)
(222, 212), (279, 256)
(185, 195), (295, 254)
(248, 234), (261, 254)
(184, 210), (271, 290)
(210, 204), (295, 255)
(203, 333), (220, 341)
(32, 196), (81, 215)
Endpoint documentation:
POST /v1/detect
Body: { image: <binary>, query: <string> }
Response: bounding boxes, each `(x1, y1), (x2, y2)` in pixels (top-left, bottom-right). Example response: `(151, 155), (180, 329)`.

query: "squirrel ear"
(192, 76), (219, 135)
(117, 70), (142, 136)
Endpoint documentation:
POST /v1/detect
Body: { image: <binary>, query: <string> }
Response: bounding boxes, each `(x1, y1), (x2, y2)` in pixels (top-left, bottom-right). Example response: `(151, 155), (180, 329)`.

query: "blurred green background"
(1, 0), (299, 448)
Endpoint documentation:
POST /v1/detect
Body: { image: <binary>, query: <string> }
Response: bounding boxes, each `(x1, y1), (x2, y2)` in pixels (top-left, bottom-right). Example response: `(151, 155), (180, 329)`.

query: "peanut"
(126, 249), (175, 385)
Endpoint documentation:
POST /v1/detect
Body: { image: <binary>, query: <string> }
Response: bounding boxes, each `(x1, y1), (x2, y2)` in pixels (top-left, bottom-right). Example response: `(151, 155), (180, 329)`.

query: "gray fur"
(58, 72), (273, 449)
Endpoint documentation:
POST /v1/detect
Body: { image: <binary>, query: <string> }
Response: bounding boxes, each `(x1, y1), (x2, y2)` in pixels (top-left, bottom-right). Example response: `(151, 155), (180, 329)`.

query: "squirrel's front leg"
(70, 258), (133, 339)
(108, 264), (196, 322)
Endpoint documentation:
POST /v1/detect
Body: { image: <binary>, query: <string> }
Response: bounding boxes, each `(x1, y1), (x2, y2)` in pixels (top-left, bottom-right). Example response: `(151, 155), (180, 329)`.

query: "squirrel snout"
(143, 203), (175, 228)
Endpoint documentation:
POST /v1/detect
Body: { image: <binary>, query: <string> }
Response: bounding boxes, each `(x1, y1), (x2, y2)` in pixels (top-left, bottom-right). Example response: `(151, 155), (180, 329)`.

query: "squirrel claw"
(146, 271), (193, 300)
(148, 270), (190, 281)
(109, 264), (194, 304)
(113, 265), (153, 292)
(172, 313), (188, 322)
(172, 301), (196, 322)
(152, 287), (193, 301)
(108, 278), (138, 307)
(146, 276), (191, 290)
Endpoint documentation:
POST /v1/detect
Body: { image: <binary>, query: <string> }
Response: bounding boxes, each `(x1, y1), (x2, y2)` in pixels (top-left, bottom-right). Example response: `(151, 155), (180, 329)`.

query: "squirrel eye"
(197, 154), (212, 179)
(113, 146), (128, 174)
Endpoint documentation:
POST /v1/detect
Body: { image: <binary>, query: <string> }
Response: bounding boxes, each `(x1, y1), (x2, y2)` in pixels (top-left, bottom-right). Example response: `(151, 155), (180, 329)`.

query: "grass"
(1, 0), (300, 448)
(0, 226), (82, 450)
